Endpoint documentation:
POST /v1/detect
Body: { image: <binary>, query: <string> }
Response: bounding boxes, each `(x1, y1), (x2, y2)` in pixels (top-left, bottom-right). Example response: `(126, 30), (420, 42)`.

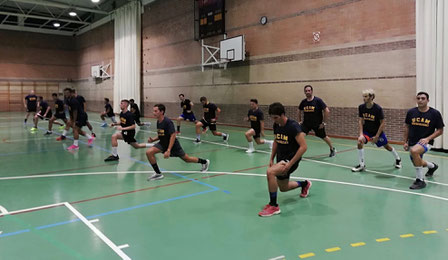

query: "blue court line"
(0, 229), (30, 237)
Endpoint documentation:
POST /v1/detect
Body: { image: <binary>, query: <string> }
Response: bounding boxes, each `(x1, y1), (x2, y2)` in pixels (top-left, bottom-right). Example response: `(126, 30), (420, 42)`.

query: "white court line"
(0, 202), (65, 217)
(118, 244), (130, 249)
(64, 202), (131, 260)
(89, 219), (99, 223)
(0, 205), (9, 214)
(268, 256), (285, 260)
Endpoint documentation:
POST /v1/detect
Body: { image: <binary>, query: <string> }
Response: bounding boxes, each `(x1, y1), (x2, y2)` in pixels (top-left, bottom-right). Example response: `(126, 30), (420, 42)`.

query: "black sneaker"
(223, 133), (230, 142)
(104, 155), (119, 162)
(44, 131), (52, 135)
(329, 147), (336, 157)
(194, 139), (201, 144)
(410, 179), (426, 189)
(395, 159), (402, 169)
(425, 163), (438, 177)
(351, 164), (366, 172)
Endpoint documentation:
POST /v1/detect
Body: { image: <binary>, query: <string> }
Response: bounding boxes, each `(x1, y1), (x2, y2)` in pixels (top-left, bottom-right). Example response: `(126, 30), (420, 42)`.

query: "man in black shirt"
(24, 90), (38, 130)
(194, 96), (229, 143)
(44, 93), (67, 135)
(75, 90), (95, 137)
(129, 99), (150, 127)
(33, 96), (52, 129)
(244, 99), (274, 153)
(146, 104), (210, 181)
(298, 85), (336, 157)
(176, 94), (196, 134)
(100, 98), (117, 127)
(352, 89), (401, 172)
(104, 100), (154, 161)
(258, 102), (312, 217)
(404, 92), (444, 189)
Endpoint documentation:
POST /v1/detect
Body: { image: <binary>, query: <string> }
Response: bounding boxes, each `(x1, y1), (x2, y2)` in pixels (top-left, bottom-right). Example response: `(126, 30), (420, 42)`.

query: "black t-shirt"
(67, 97), (86, 118)
(25, 95), (38, 109)
(359, 103), (384, 136)
(248, 108), (264, 130)
(181, 99), (193, 114)
(157, 117), (180, 149)
(39, 100), (49, 114)
(54, 99), (65, 114)
(120, 111), (135, 128)
(105, 103), (114, 117)
(298, 96), (327, 127)
(76, 95), (86, 110)
(130, 103), (140, 116)
(203, 102), (218, 122)
(274, 119), (302, 161)
(405, 107), (445, 146)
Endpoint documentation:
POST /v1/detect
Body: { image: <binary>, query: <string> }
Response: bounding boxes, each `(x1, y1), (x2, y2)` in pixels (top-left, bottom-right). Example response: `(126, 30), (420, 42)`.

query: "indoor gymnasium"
(0, 0), (447, 259)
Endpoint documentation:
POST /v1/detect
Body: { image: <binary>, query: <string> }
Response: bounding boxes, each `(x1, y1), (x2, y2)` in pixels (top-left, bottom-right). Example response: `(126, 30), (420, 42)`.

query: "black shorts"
(253, 127), (261, 139)
(200, 119), (217, 131)
(55, 113), (66, 120)
(275, 158), (301, 180)
(154, 142), (186, 157)
(27, 107), (37, 112)
(75, 113), (87, 128)
(38, 112), (52, 120)
(122, 130), (137, 144)
(301, 124), (327, 138)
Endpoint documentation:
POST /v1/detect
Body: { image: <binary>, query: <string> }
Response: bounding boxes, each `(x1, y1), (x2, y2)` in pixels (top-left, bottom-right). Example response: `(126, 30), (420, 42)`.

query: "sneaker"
(91, 133), (96, 137)
(223, 133), (230, 142)
(67, 144), (79, 150)
(425, 163), (439, 177)
(44, 131), (52, 135)
(409, 179), (426, 190)
(300, 180), (312, 198)
(58, 125), (66, 130)
(104, 155), (119, 161)
(201, 159), (210, 172)
(258, 204), (281, 217)
(176, 131), (181, 135)
(87, 137), (95, 147)
(193, 139), (201, 144)
(30, 127), (37, 132)
(56, 135), (66, 141)
(100, 123), (108, 127)
(395, 159), (402, 169)
(351, 164), (366, 172)
(246, 149), (255, 153)
(147, 173), (164, 181)
(329, 147), (336, 157)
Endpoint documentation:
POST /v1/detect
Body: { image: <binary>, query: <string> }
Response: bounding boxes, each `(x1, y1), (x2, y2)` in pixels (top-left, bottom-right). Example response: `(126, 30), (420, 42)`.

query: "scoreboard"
(197, 0), (225, 39)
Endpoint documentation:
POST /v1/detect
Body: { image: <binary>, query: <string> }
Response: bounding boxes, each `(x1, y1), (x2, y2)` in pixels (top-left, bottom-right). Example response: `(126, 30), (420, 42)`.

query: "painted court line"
(350, 242), (366, 247)
(400, 234), (414, 238)
(0, 202), (65, 217)
(118, 244), (130, 249)
(325, 247), (341, 252)
(299, 252), (315, 258)
(268, 256), (285, 260)
(0, 205), (9, 214)
(376, 238), (390, 242)
(64, 202), (131, 260)
(89, 219), (100, 223)
(422, 230), (437, 234)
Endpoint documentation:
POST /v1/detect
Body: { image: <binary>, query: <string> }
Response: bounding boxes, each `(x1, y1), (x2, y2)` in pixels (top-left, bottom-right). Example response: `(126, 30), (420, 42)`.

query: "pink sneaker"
(258, 204), (281, 217)
(300, 180), (312, 198)
(67, 145), (79, 150)
(87, 137), (95, 146)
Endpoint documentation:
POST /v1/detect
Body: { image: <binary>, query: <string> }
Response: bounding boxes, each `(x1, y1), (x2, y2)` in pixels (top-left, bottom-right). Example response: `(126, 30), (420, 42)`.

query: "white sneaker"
(351, 164), (366, 172)
(147, 173), (164, 181)
(201, 159), (210, 172)
(246, 149), (254, 153)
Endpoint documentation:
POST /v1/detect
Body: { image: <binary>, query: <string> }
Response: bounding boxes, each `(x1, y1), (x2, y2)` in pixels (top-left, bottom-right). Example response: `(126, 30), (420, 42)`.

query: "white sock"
(85, 134), (92, 139)
(62, 130), (67, 136)
(145, 143), (154, 148)
(390, 147), (400, 160)
(265, 140), (274, 146)
(196, 134), (201, 140)
(112, 147), (118, 156)
(426, 161), (435, 169)
(358, 149), (365, 166)
(111, 117), (116, 123)
(415, 166), (424, 180)
(73, 140), (79, 146)
(248, 141), (254, 150)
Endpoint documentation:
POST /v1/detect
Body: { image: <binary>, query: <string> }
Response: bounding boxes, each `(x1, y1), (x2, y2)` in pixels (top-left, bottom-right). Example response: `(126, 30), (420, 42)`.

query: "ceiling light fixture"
(91, 0), (100, 3)
(53, 22), (61, 27)
(69, 11), (77, 17)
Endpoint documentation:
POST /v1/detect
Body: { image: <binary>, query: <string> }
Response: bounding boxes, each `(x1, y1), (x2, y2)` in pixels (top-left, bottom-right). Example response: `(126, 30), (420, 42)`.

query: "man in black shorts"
(129, 99), (150, 127)
(104, 100), (154, 161)
(258, 102), (312, 217)
(44, 93), (67, 135)
(298, 85), (336, 157)
(176, 94), (196, 134)
(404, 92), (444, 189)
(63, 88), (95, 150)
(146, 104), (210, 181)
(24, 90), (38, 131)
(75, 90), (95, 137)
(33, 96), (52, 129)
(194, 96), (229, 143)
(352, 89), (401, 172)
(244, 99), (273, 153)
(100, 98), (116, 127)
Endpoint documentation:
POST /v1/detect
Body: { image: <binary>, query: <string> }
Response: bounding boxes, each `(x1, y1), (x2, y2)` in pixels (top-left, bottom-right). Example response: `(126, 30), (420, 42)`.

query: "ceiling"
(0, 0), (155, 36)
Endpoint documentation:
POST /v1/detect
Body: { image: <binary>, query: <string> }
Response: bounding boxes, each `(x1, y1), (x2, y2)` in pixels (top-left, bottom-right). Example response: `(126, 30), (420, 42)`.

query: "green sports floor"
(1, 111), (448, 260)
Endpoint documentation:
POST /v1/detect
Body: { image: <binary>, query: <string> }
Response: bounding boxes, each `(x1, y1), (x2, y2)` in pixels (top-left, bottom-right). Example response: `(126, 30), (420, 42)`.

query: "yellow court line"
(298, 252), (315, 259)
(325, 247), (341, 252)
(423, 230), (438, 234)
(400, 234), (414, 238)
(350, 242), (366, 247)
(376, 238), (390, 242)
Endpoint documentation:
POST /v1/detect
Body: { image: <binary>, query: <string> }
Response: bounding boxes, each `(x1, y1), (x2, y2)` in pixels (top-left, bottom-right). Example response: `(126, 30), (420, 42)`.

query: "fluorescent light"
(53, 22), (61, 27)
(91, 0), (100, 3)
(69, 11), (77, 17)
